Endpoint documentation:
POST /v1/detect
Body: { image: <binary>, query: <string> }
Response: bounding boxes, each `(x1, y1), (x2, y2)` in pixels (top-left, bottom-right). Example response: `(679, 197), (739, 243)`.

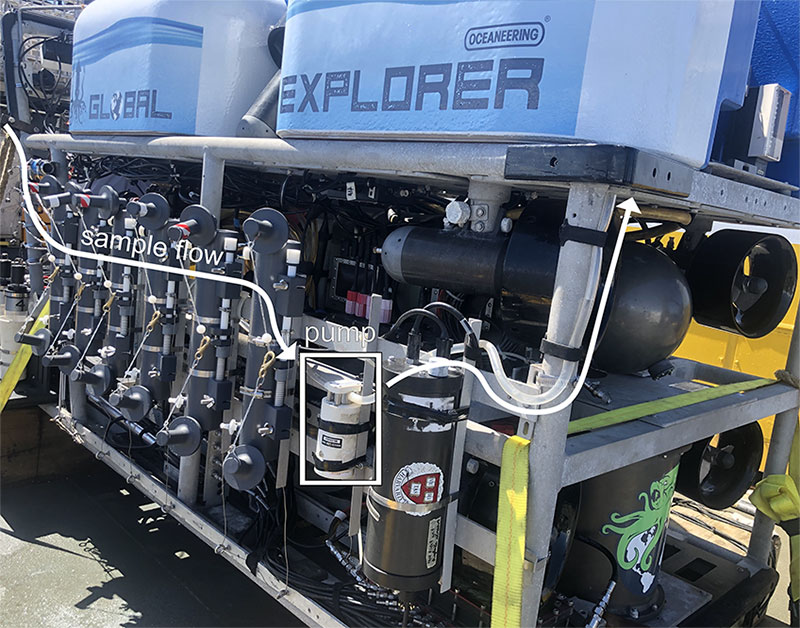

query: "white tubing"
(569, 247), (603, 347)
(4, 125), (295, 358)
(386, 358), (545, 416)
(473, 245), (600, 405)
(347, 391), (375, 406)
(479, 339), (575, 405)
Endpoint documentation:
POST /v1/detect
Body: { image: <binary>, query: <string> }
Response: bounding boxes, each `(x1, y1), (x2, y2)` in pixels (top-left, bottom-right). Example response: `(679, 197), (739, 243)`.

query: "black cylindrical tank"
(381, 226), (507, 296)
(381, 226), (693, 374)
(363, 358), (463, 592)
(559, 450), (684, 622)
(592, 243), (692, 374)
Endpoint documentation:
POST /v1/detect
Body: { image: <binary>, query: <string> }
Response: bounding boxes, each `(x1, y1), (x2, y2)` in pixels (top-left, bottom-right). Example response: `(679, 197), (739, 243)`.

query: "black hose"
(575, 534), (618, 582)
(383, 308), (449, 340)
(101, 416), (123, 446)
(423, 301), (479, 349)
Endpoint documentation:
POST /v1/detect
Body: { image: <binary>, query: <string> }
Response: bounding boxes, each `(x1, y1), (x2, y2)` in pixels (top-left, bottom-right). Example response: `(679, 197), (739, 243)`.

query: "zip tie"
(194, 335), (211, 361)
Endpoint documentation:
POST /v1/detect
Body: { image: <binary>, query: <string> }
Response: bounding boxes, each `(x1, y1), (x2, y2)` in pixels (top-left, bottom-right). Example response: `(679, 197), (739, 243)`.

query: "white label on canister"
(321, 434), (343, 449)
(426, 516), (442, 569)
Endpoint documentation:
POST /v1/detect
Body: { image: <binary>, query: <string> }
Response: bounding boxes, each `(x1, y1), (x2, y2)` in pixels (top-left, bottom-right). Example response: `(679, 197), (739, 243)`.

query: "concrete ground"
(0, 468), (303, 627)
(765, 526), (792, 627)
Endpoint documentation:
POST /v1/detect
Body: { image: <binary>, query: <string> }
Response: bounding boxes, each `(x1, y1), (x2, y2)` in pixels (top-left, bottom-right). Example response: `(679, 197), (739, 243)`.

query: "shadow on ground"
(0, 466), (302, 627)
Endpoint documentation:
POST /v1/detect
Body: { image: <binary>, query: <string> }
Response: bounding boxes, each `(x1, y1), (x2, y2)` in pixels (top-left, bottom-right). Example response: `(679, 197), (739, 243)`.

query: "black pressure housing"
(136, 209), (179, 406)
(184, 227), (240, 431)
(381, 220), (693, 374)
(73, 199), (108, 357)
(559, 449), (685, 621)
(363, 364), (463, 592)
(103, 211), (137, 375)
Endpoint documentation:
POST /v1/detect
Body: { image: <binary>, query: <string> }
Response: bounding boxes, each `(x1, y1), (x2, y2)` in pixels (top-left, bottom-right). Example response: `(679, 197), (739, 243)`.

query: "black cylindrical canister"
(559, 449), (684, 622)
(363, 358), (464, 593)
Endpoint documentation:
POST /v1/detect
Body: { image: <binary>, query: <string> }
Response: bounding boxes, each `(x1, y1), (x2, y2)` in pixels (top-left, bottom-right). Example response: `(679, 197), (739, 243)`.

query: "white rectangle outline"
(299, 351), (382, 486)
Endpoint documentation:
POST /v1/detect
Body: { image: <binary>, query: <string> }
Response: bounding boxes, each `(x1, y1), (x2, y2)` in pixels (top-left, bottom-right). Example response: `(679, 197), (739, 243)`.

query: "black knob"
(109, 385), (152, 422)
(222, 445), (266, 491)
(167, 219), (198, 242)
(18, 328), (51, 356)
(156, 416), (201, 456)
(70, 368), (103, 384)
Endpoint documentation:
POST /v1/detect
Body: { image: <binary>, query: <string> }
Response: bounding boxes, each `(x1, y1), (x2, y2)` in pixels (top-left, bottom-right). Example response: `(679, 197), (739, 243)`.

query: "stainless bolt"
(474, 221), (485, 232)
(465, 458), (480, 474)
(445, 200), (471, 226)
(474, 206), (486, 218)
(500, 217), (513, 233)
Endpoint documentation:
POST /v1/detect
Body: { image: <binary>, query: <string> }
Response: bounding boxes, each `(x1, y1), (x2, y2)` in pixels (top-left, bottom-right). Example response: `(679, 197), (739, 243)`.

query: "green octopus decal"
(601, 464), (679, 592)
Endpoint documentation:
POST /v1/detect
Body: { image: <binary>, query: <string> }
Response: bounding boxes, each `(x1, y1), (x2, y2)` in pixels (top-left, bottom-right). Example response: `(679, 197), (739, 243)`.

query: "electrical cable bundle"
(17, 33), (72, 131)
(236, 465), (428, 627)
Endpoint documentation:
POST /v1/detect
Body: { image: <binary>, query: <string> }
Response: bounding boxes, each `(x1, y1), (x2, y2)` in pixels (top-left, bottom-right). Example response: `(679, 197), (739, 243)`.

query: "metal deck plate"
(645, 572), (713, 627)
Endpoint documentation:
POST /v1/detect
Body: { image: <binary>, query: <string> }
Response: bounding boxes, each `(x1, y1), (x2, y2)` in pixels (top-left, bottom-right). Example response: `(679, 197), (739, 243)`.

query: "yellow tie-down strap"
(0, 300), (50, 412)
(750, 428), (800, 602)
(491, 435), (530, 628)
(567, 377), (776, 436)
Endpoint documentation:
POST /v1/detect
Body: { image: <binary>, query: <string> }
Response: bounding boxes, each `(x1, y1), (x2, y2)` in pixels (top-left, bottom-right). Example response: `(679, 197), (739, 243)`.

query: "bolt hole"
(667, 172), (671, 181)
(745, 196), (749, 202)
(652, 168), (657, 178)
(720, 189), (724, 196)
(549, 156), (558, 168)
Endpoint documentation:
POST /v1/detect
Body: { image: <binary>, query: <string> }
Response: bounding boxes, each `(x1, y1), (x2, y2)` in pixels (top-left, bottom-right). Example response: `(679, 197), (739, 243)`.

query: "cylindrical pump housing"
(363, 358), (463, 592)
(314, 386), (368, 480)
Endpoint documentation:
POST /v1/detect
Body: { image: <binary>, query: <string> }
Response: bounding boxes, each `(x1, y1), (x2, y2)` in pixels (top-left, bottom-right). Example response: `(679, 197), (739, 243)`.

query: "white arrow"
(4, 125), (298, 361)
(387, 197), (642, 417)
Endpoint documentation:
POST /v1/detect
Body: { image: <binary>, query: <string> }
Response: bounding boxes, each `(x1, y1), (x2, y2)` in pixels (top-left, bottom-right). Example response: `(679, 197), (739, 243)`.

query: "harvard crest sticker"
(392, 462), (444, 517)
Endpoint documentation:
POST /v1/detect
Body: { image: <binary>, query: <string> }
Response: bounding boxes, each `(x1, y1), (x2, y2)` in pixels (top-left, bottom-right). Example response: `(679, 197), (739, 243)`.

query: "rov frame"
(26, 132), (800, 627)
